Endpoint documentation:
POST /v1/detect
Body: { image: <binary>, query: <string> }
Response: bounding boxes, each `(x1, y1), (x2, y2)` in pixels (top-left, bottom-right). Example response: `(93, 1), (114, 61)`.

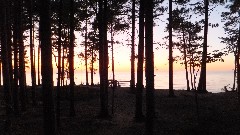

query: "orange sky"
(24, 2), (235, 74)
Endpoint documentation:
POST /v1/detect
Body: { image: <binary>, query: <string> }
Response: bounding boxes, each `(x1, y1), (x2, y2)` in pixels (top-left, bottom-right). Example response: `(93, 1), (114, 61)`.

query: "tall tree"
(15, 0), (27, 112)
(56, 0), (63, 127)
(169, 0), (175, 97)
(85, 7), (89, 86)
(130, 0), (135, 93)
(145, 0), (155, 134)
(39, 0), (55, 134)
(135, 0), (144, 122)
(0, 61), (2, 86)
(197, 0), (209, 93)
(98, 0), (109, 117)
(37, 41), (41, 85)
(0, 0), (12, 132)
(221, 1), (240, 91)
(12, 0), (20, 116)
(6, 0), (13, 102)
(29, 0), (37, 106)
(196, 0), (226, 92)
(69, 0), (76, 117)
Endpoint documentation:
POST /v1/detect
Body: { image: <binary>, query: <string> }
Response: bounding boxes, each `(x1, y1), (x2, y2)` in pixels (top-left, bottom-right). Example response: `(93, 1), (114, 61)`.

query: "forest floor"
(1, 86), (240, 135)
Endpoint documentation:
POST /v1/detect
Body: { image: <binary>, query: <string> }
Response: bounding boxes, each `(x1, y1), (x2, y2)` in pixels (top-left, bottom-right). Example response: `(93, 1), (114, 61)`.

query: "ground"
(1, 86), (240, 135)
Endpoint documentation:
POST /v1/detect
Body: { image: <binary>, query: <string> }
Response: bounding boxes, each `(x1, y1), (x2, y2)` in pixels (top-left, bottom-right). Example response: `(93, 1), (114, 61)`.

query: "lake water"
(26, 70), (234, 93)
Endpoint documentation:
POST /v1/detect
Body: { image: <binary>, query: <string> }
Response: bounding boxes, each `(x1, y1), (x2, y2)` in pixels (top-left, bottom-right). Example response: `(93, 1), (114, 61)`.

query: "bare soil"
(1, 86), (240, 135)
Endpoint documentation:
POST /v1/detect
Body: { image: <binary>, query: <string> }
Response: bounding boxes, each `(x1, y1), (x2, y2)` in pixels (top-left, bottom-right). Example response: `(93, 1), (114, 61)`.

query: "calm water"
(26, 70), (234, 93)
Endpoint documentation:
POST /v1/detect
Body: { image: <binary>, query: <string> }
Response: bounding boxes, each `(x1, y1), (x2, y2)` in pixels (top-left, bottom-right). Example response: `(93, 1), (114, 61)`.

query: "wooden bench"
(108, 80), (119, 87)
(108, 80), (131, 87)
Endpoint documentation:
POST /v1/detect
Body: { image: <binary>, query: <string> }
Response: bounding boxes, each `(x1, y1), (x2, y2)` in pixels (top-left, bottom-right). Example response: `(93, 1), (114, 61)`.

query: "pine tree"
(39, 0), (56, 134)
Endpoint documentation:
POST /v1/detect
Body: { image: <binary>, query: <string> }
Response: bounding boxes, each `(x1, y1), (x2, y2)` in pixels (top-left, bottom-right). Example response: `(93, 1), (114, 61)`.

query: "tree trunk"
(181, 27), (190, 91)
(168, 0), (174, 97)
(145, 0), (155, 134)
(39, 0), (55, 134)
(85, 17), (89, 86)
(0, 62), (2, 86)
(130, 0), (135, 93)
(6, 0), (13, 98)
(61, 38), (65, 87)
(1, 0), (12, 132)
(38, 40), (41, 85)
(29, 0), (36, 106)
(197, 0), (208, 93)
(233, 51), (237, 91)
(190, 56), (194, 90)
(69, 0), (76, 117)
(237, 22), (240, 103)
(135, 0), (144, 122)
(103, 0), (109, 117)
(56, 0), (63, 127)
(13, 0), (20, 116)
(193, 59), (196, 90)
(98, 0), (109, 117)
(16, 0), (26, 112)
(91, 46), (94, 85)
(110, 19), (115, 115)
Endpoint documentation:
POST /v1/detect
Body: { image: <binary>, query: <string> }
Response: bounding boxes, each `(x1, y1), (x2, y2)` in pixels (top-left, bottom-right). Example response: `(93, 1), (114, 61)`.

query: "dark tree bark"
(189, 55), (194, 90)
(130, 0), (135, 93)
(85, 17), (89, 86)
(169, 0), (175, 97)
(15, 0), (27, 112)
(39, 0), (56, 134)
(56, 0), (63, 127)
(29, 0), (37, 106)
(69, 0), (76, 117)
(13, 0), (20, 116)
(37, 41), (41, 85)
(6, 0), (13, 98)
(237, 21), (240, 103)
(111, 24), (115, 115)
(145, 0), (155, 134)
(197, 0), (208, 93)
(91, 45), (94, 85)
(233, 50), (237, 91)
(103, 0), (109, 117)
(135, 0), (144, 122)
(0, 0), (12, 132)
(98, 0), (109, 117)
(181, 27), (190, 91)
(0, 62), (2, 86)
(61, 37), (65, 87)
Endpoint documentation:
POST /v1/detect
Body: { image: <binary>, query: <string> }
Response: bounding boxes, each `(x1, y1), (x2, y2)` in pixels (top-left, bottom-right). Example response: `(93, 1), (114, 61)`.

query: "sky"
(89, 1), (235, 73)
(21, 0), (239, 86)
(24, 1), (236, 76)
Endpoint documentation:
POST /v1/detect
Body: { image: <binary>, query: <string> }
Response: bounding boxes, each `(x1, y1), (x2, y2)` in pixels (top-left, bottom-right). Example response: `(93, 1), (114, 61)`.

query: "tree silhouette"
(221, 3), (240, 91)
(0, 0), (12, 132)
(12, 0), (20, 116)
(69, 0), (76, 117)
(135, 0), (145, 122)
(28, 0), (37, 106)
(56, 0), (63, 127)
(39, 0), (55, 134)
(169, 0), (175, 97)
(197, 0), (209, 93)
(98, 0), (109, 118)
(145, 0), (155, 134)
(130, 0), (136, 93)
(196, 0), (226, 92)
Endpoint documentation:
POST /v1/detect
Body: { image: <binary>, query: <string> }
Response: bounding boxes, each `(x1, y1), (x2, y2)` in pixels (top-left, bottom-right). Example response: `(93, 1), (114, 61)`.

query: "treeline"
(0, 0), (240, 135)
